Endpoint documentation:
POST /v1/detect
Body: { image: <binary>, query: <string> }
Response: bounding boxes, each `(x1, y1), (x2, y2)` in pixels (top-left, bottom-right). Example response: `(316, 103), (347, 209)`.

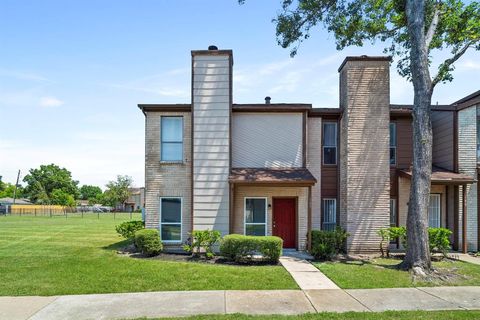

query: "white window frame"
(428, 194), (441, 228)
(322, 122), (337, 165)
(390, 122), (397, 166)
(159, 197), (182, 243)
(160, 116), (184, 162)
(390, 199), (397, 227)
(322, 198), (337, 231)
(244, 197), (268, 236)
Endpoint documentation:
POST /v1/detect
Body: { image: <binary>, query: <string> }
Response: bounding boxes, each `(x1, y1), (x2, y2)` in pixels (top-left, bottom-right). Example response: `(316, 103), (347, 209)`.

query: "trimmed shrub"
(134, 229), (163, 256)
(428, 227), (452, 257)
(115, 220), (145, 239)
(310, 227), (349, 260)
(220, 234), (283, 263)
(183, 230), (222, 259)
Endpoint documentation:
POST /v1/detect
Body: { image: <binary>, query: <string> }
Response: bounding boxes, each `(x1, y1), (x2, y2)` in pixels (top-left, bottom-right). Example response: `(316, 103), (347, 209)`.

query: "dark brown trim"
(190, 52), (195, 234)
(232, 104), (311, 112)
(191, 49), (233, 56)
(452, 90), (480, 110)
(309, 108), (342, 117)
(462, 184), (467, 253)
(338, 56), (392, 72)
(454, 111), (459, 172)
(302, 111), (307, 167)
(307, 186), (312, 251)
(138, 104), (191, 112)
(229, 183), (234, 234)
(454, 186), (459, 251)
(231, 182), (316, 187)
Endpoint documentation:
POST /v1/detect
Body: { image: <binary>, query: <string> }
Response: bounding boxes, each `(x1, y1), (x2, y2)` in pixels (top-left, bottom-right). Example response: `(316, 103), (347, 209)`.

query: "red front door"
(273, 198), (297, 248)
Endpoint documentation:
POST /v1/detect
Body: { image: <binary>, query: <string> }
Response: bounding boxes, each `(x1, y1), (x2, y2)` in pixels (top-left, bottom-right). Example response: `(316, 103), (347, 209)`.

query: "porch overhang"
(398, 166), (475, 185)
(229, 168), (317, 187)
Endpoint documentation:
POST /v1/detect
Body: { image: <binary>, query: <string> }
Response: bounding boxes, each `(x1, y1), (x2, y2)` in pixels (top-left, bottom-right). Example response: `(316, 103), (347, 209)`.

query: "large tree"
(240, 0), (480, 272)
(23, 164), (79, 204)
(79, 185), (103, 201)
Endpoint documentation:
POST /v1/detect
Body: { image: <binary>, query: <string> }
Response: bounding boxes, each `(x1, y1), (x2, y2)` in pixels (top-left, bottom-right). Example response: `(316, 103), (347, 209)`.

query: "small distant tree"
(23, 164), (79, 204)
(102, 175), (133, 208)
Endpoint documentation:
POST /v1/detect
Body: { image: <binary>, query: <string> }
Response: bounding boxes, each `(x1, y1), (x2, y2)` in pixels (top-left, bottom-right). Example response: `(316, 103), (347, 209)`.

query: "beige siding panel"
(458, 106), (478, 251)
(432, 111), (454, 170)
(307, 117), (322, 229)
(232, 113), (303, 168)
(192, 53), (231, 235)
(233, 186), (309, 250)
(339, 60), (391, 253)
(144, 111), (192, 249)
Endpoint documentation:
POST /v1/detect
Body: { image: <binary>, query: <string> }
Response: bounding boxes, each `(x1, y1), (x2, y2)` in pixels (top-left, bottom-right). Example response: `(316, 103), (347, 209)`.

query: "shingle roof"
(229, 168), (317, 186)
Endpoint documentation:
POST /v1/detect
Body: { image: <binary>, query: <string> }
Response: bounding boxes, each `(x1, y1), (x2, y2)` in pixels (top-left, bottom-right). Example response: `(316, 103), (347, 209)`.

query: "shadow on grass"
(103, 238), (132, 251)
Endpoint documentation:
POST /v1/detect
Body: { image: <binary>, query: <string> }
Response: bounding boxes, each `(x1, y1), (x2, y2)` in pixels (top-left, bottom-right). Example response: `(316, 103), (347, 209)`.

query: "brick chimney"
(191, 46), (233, 235)
(338, 56), (391, 253)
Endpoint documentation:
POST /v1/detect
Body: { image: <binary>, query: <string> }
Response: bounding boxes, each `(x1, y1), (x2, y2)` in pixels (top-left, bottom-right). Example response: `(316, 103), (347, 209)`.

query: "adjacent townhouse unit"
(138, 46), (479, 254)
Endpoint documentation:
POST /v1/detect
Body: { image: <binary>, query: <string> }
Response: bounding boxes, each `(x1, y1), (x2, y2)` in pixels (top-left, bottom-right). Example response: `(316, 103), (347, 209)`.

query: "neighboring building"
(123, 187), (145, 212)
(138, 46), (478, 253)
(0, 197), (32, 205)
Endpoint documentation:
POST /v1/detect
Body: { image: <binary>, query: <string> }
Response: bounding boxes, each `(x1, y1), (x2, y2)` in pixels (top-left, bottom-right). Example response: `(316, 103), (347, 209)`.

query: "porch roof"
(398, 166), (475, 185)
(229, 168), (317, 186)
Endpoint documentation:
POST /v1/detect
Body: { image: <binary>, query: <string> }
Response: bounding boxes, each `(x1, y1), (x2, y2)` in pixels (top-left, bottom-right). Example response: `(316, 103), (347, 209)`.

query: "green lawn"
(138, 310), (480, 320)
(0, 215), (297, 296)
(314, 258), (480, 289)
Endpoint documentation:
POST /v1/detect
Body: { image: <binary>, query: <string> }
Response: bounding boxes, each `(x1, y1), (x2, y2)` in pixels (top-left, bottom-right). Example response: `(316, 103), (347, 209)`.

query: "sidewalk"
(1, 286), (479, 320)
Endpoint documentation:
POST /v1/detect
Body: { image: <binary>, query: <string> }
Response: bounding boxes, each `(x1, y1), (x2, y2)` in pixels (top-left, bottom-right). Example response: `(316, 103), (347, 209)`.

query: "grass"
(314, 258), (480, 289)
(135, 310), (480, 319)
(0, 214), (297, 296)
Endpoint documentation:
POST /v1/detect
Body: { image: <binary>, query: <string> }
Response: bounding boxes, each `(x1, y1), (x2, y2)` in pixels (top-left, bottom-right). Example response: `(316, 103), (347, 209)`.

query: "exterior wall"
(192, 53), (232, 235)
(457, 106), (478, 251)
(432, 110), (455, 171)
(339, 59), (391, 253)
(307, 117), (322, 229)
(398, 176), (447, 229)
(232, 186), (309, 250)
(144, 111), (192, 246)
(232, 113), (303, 168)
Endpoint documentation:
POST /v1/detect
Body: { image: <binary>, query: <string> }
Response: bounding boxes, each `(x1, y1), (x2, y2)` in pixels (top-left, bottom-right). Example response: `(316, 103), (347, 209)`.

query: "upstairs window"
(323, 122), (337, 165)
(161, 117), (183, 162)
(390, 122), (397, 165)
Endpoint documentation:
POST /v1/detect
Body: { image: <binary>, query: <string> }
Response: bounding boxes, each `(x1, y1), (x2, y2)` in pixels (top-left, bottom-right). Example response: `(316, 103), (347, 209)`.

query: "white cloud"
(39, 96), (64, 108)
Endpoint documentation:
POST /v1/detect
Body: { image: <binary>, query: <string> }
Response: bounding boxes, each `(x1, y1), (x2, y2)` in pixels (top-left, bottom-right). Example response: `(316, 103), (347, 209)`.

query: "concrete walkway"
(452, 253), (480, 265)
(279, 256), (339, 290)
(1, 286), (480, 320)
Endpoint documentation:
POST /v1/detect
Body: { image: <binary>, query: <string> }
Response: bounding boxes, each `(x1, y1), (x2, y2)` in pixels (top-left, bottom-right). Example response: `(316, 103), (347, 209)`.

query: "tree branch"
(425, 4), (440, 49)
(431, 41), (472, 87)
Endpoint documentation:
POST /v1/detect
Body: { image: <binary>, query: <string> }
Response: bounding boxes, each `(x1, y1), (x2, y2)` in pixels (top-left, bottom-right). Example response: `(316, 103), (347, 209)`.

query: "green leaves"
(264, 0), (480, 84)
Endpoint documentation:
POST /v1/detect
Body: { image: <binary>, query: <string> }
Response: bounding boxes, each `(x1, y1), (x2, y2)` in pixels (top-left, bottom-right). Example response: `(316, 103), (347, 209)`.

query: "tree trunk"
(401, 0), (433, 271)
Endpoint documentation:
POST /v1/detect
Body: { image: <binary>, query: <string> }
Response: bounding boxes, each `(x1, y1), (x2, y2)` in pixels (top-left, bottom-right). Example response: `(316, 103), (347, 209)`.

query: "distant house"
(0, 197), (32, 205)
(123, 187), (145, 212)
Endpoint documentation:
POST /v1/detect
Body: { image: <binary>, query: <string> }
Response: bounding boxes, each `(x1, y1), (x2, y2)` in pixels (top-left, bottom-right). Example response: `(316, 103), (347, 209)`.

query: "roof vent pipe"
(208, 45), (218, 50)
(265, 96), (271, 104)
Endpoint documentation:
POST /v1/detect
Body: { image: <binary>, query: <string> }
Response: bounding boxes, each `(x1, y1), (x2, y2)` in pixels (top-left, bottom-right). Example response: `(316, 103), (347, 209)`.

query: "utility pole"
(13, 170), (20, 204)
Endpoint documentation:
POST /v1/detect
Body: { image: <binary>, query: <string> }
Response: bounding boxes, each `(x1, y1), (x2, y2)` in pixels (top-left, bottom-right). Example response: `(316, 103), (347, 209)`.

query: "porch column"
(462, 184), (467, 253)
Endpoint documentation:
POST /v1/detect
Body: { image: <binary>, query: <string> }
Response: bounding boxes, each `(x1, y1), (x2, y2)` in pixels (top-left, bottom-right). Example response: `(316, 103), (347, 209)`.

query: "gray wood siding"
(192, 54), (231, 235)
(432, 110), (454, 171)
(458, 106), (478, 251)
(232, 113), (303, 168)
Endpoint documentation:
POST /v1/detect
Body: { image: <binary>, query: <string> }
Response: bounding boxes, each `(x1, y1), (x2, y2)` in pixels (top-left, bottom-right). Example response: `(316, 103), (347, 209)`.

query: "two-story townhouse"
(139, 46), (478, 254)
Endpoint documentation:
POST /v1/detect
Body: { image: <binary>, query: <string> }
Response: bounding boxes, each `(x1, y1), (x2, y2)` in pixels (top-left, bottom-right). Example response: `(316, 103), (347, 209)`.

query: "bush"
(378, 226), (407, 257)
(134, 229), (163, 256)
(115, 220), (145, 239)
(378, 226), (451, 258)
(310, 227), (349, 260)
(183, 230), (222, 259)
(220, 234), (283, 263)
(428, 227), (452, 257)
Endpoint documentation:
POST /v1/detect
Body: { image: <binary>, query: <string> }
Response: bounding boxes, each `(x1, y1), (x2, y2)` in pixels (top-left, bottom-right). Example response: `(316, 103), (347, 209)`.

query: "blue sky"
(1, 0), (479, 188)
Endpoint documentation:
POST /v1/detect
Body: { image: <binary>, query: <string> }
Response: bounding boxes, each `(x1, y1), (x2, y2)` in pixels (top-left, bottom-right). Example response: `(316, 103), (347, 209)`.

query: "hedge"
(219, 234), (283, 263)
(134, 229), (163, 256)
(310, 228), (349, 260)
